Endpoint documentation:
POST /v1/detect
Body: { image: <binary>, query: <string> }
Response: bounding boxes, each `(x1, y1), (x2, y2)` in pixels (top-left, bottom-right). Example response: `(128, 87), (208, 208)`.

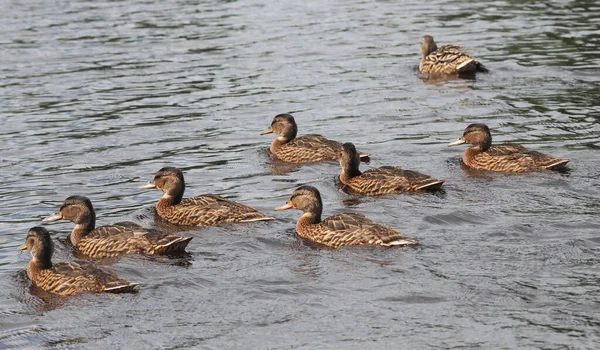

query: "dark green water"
(1, 0), (599, 348)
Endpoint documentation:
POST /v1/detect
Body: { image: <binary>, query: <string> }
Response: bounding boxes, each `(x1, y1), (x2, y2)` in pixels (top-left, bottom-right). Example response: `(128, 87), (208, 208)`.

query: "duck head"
(448, 123), (492, 151)
(260, 113), (298, 142)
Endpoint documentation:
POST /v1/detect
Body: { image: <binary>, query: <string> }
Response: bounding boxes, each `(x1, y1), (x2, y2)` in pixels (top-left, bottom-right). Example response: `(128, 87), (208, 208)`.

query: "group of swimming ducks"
(18, 36), (570, 297)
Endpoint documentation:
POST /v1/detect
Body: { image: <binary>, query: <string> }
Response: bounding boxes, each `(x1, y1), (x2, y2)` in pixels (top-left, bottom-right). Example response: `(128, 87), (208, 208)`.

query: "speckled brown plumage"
(140, 167), (273, 227)
(276, 186), (417, 248)
(448, 124), (570, 173)
(338, 142), (445, 195)
(43, 196), (192, 259)
(18, 227), (138, 296)
(419, 35), (487, 76)
(261, 113), (370, 163)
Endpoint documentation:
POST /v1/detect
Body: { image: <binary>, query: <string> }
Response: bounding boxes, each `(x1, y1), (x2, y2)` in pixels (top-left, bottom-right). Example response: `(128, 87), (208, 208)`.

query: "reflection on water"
(12, 272), (69, 313)
(1, 0), (600, 348)
(26, 286), (70, 313)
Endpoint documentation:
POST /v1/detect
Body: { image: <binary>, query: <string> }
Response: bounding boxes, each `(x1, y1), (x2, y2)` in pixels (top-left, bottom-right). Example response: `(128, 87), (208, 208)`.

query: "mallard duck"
(338, 142), (445, 195)
(448, 123), (570, 172)
(18, 227), (138, 296)
(42, 196), (192, 259)
(419, 35), (487, 76)
(139, 167), (274, 226)
(260, 113), (370, 163)
(275, 186), (417, 248)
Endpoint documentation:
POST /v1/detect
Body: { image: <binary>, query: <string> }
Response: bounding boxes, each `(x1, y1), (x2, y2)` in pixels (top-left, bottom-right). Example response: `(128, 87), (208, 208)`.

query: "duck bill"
(260, 127), (273, 135)
(274, 202), (293, 211)
(139, 183), (156, 190)
(42, 213), (63, 222)
(17, 244), (27, 251)
(448, 138), (466, 146)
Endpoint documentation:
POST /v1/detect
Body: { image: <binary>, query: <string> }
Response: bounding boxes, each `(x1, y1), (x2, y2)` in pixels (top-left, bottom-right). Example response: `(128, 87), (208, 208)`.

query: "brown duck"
(18, 227), (138, 296)
(448, 123), (570, 172)
(275, 186), (417, 248)
(338, 142), (445, 195)
(139, 167), (274, 226)
(260, 113), (370, 163)
(42, 196), (192, 259)
(419, 35), (487, 76)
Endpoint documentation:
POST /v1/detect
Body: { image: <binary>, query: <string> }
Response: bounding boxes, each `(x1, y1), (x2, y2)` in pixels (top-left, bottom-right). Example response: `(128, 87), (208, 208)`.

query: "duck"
(139, 167), (274, 226)
(260, 113), (370, 163)
(42, 195), (192, 259)
(18, 227), (138, 296)
(448, 123), (570, 173)
(419, 35), (487, 76)
(338, 142), (445, 195)
(275, 186), (417, 248)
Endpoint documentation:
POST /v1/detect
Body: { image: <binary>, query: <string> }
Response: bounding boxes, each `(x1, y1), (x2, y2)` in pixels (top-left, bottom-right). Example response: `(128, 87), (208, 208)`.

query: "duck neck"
(339, 158), (362, 184)
(463, 146), (484, 166)
(157, 195), (177, 212)
(471, 131), (492, 152)
(27, 257), (52, 280)
(422, 42), (437, 58)
(296, 212), (321, 237)
(478, 136), (492, 151)
(270, 123), (297, 153)
(70, 217), (95, 246)
(157, 182), (184, 214)
(339, 168), (362, 184)
(270, 137), (286, 154)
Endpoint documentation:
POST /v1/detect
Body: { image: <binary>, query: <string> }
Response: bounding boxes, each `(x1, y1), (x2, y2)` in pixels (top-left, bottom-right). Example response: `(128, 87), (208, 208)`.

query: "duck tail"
(476, 62), (489, 73)
(240, 216), (275, 223)
(156, 236), (193, 254)
(457, 58), (476, 73)
(104, 282), (140, 293)
(383, 238), (419, 247)
(417, 180), (445, 191)
(358, 153), (371, 162)
(544, 159), (570, 170)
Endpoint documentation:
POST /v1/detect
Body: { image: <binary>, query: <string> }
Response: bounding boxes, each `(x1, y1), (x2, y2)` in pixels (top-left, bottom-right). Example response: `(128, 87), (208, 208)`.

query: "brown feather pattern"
(274, 134), (346, 163)
(296, 213), (417, 249)
(343, 166), (445, 195)
(156, 194), (272, 227)
(339, 143), (444, 195)
(77, 223), (193, 258)
(262, 113), (369, 163)
(21, 227), (138, 296)
(29, 261), (138, 296)
(464, 145), (569, 172)
(45, 196), (192, 259)
(450, 124), (569, 173)
(419, 36), (487, 75)
(279, 186), (417, 248)
(142, 167), (273, 227)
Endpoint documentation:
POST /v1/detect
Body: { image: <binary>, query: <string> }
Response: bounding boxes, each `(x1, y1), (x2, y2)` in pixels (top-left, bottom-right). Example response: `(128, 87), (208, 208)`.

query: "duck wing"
(483, 144), (568, 171)
(37, 261), (138, 295)
(277, 134), (341, 162)
(280, 135), (370, 162)
(78, 223), (192, 257)
(318, 213), (417, 248)
(420, 44), (486, 75)
(167, 194), (273, 226)
(348, 166), (444, 194)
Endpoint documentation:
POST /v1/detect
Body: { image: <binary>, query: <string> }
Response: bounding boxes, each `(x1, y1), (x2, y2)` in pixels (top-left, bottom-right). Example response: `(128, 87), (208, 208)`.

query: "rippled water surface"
(1, 0), (600, 348)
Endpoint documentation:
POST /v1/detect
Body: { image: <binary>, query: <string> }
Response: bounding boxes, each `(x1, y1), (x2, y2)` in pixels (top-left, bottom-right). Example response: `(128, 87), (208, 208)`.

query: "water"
(1, 0), (599, 348)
